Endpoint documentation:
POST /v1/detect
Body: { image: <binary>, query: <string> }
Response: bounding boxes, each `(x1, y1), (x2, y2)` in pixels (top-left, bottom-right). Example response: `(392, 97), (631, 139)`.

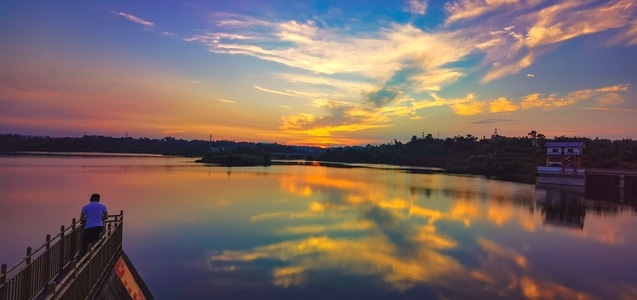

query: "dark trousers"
(80, 226), (104, 257)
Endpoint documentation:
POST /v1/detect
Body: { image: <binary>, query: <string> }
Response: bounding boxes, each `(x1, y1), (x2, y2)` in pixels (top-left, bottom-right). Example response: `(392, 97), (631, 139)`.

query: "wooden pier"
(0, 211), (152, 300)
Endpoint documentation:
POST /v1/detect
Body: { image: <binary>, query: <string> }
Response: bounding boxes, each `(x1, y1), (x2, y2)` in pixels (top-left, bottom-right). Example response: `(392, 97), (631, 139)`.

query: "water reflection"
(536, 184), (637, 233)
(2, 156), (637, 299)
(204, 170), (634, 299)
(536, 185), (586, 230)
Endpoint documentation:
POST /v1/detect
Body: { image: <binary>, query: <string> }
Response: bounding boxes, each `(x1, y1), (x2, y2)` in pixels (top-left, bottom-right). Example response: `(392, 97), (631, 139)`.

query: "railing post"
(59, 225), (65, 270)
(23, 247), (33, 300)
(71, 218), (78, 258)
(1, 264), (6, 285)
(44, 234), (52, 285)
(1, 264), (6, 300)
(46, 281), (56, 296)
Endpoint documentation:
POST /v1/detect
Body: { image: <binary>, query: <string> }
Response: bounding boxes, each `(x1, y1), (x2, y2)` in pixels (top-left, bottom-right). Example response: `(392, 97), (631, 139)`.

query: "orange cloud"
(451, 100), (486, 116)
(489, 97), (519, 113)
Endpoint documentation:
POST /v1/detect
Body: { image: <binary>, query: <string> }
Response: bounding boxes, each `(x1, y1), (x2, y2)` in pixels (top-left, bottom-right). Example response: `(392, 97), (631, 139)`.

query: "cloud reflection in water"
(205, 170), (598, 298)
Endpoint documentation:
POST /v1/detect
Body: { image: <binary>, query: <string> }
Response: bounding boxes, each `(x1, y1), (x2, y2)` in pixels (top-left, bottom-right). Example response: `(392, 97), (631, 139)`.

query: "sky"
(1, 0), (636, 147)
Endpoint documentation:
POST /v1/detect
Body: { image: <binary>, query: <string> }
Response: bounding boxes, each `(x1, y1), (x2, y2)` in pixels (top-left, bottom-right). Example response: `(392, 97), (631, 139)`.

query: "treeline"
(2, 133), (636, 183)
(318, 133), (637, 183)
(0, 134), (318, 158)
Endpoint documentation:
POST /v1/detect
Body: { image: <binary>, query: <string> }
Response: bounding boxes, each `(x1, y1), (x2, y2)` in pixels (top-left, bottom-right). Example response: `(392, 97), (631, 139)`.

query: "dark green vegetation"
(0, 134), (316, 156)
(0, 134), (213, 156)
(319, 133), (637, 183)
(1, 133), (636, 183)
(0, 134), (318, 167)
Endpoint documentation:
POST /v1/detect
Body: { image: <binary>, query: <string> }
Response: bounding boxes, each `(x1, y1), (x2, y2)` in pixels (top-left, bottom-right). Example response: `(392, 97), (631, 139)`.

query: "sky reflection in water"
(1, 155), (636, 299)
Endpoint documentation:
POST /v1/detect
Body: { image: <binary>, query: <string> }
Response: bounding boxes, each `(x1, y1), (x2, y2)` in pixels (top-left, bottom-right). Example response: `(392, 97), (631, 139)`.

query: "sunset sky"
(1, 0), (636, 146)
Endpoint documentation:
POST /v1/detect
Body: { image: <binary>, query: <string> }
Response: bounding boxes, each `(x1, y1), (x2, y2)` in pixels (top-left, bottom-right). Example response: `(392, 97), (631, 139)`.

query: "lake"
(1, 154), (636, 299)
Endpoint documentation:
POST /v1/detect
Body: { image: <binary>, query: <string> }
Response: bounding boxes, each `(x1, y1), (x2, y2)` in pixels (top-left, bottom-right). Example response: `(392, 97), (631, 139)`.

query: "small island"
(195, 153), (271, 166)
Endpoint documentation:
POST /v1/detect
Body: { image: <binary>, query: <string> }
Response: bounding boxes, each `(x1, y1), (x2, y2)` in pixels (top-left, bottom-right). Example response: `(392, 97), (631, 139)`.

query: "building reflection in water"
(536, 183), (637, 230)
(536, 185), (586, 230)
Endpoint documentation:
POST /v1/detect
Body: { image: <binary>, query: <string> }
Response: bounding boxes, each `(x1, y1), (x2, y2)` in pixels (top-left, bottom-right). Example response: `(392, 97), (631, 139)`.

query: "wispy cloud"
(405, 0), (429, 15)
(444, 0), (518, 25)
(189, 16), (473, 85)
(184, 2), (634, 142)
(12, 87), (60, 97)
(473, 119), (515, 124)
(191, 1), (635, 91)
(464, 0), (635, 82)
(254, 85), (296, 97)
(217, 98), (237, 104)
(109, 10), (154, 27)
(518, 84), (629, 110)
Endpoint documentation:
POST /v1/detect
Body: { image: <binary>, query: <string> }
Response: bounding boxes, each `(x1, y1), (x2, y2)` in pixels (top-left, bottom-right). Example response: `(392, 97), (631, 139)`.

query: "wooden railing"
(0, 211), (124, 300)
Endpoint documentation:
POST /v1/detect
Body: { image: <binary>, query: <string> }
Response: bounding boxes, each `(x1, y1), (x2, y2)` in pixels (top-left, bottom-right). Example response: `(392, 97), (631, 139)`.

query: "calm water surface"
(1, 154), (636, 299)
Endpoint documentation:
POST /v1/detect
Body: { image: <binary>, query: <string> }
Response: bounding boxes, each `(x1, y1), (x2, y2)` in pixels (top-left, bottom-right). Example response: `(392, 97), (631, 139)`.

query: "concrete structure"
(537, 141), (586, 186)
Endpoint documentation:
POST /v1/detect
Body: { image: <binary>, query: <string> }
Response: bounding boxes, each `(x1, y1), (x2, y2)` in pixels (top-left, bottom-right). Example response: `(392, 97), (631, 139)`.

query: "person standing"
(80, 193), (108, 257)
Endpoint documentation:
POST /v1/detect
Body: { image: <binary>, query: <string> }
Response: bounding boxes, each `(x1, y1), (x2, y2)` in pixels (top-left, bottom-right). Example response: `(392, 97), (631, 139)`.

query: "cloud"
(472, 0), (635, 82)
(279, 109), (392, 138)
(188, 15), (473, 84)
(254, 85), (296, 97)
(525, 0), (633, 48)
(443, 84), (629, 116)
(444, 0), (518, 25)
(450, 94), (486, 116)
(275, 82), (626, 137)
(276, 73), (377, 100)
(217, 98), (237, 104)
(621, 19), (637, 45)
(489, 97), (519, 113)
(520, 84), (627, 110)
(472, 119), (514, 124)
(109, 10), (154, 27)
(595, 84), (630, 93)
(366, 88), (401, 107)
(596, 93), (624, 106)
(189, 1), (635, 90)
(11, 87), (60, 97)
(410, 68), (465, 92)
(405, 0), (429, 15)
(184, 3), (635, 142)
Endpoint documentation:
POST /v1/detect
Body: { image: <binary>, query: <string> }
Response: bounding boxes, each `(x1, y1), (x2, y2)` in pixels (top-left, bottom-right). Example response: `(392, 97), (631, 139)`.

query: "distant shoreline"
(0, 151), (168, 158)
